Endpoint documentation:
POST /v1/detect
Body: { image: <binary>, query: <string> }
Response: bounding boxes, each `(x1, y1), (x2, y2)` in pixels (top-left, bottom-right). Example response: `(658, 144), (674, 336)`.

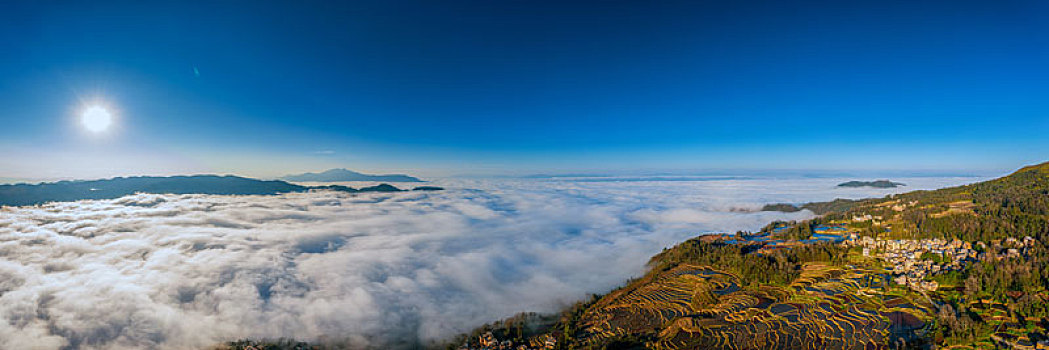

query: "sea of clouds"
(0, 176), (980, 349)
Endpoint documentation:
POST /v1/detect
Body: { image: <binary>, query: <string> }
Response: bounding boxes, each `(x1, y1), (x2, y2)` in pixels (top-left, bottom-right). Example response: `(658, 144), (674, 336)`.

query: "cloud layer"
(0, 176), (977, 349)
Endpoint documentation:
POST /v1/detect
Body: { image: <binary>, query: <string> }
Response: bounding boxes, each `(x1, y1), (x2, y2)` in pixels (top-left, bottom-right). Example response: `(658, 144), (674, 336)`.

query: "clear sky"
(1, 0), (1047, 179)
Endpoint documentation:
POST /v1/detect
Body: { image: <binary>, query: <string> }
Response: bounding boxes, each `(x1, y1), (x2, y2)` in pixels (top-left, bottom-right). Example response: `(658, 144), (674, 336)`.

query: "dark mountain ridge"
(0, 175), (438, 207)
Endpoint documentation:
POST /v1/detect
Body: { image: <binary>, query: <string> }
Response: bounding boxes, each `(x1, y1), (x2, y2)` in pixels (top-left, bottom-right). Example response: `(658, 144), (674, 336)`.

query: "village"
(719, 221), (1036, 294)
(844, 233), (1034, 292)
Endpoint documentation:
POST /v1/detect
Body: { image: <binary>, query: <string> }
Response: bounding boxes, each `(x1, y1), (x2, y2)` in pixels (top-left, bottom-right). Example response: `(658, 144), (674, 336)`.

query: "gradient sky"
(1, 0), (1047, 179)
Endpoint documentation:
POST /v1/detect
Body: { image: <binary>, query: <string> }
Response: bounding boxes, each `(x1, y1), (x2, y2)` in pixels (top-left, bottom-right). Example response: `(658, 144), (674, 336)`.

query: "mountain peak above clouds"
(281, 169), (423, 182)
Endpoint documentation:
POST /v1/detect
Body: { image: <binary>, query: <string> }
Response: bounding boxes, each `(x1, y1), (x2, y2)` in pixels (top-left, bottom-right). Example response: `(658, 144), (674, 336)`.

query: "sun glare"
(81, 105), (112, 133)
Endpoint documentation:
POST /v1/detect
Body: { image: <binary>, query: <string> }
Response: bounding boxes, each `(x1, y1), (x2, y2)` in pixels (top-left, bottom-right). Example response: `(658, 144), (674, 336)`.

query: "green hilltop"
(455, 161), (1049, 350)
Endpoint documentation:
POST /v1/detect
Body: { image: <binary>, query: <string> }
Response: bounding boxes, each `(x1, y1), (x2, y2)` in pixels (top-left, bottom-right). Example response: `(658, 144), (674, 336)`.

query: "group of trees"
(651, 238), (848, 286)
(224, 339), (312, 350)
(446, 311), (561, 350)
(933, 303), (990, 343)
(964, 248), (1049, 298)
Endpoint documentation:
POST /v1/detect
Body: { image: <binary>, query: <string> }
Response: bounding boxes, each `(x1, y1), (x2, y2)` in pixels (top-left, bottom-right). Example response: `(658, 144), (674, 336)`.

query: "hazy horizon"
(0, 165), (1004, 186)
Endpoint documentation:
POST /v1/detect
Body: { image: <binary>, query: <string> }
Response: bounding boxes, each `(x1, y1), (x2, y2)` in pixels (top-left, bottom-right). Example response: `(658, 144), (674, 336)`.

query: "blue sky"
(1, 0), (1047, 179)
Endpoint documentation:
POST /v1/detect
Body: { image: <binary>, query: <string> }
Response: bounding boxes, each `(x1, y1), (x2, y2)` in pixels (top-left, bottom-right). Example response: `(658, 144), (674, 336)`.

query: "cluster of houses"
(852, 214), (884, 225)
(458, 332), (556, 350)
(850, 236), (976, 291)
(1002, 236), (1037, 258)
(844, 235), (1036, 292)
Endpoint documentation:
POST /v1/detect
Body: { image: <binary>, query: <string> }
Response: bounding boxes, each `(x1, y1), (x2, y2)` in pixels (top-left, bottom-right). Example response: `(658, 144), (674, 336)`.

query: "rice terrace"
(578, 258), (932, 349)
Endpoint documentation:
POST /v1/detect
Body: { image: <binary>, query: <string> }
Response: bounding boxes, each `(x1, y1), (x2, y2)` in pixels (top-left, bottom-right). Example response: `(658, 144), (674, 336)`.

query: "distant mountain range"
(281, 168), (423, 182)
(0, 175), (442, 207)
(837, 180), (905, 188)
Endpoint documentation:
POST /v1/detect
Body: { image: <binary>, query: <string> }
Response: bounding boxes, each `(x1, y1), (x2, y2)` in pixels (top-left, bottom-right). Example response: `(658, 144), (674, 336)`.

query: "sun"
(81, 105), (113, 133)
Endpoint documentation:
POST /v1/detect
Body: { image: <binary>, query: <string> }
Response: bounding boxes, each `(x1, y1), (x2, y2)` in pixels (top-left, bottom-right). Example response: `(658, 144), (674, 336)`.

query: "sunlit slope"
(570, 261), (930, 350)
(780, 160), (1049, 241)
(535, 161), (1049, 350)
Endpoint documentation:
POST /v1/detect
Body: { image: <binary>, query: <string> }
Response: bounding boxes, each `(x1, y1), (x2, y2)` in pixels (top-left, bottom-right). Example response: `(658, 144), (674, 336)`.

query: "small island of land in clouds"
(837, 180), (906, 188)
(760, 180), (907, 213)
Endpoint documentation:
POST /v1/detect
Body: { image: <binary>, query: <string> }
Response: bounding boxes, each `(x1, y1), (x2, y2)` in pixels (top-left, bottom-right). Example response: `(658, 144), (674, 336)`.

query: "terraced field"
(577, 264), (933, 349)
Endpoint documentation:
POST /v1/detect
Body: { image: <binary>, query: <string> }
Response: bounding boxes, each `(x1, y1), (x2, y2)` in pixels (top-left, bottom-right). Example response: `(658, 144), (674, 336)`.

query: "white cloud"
(0, 176), (978, 349)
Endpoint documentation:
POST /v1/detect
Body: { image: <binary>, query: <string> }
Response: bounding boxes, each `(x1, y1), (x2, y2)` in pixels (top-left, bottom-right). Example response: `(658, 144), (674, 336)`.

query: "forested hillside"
(457, 161), (1049, 350)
